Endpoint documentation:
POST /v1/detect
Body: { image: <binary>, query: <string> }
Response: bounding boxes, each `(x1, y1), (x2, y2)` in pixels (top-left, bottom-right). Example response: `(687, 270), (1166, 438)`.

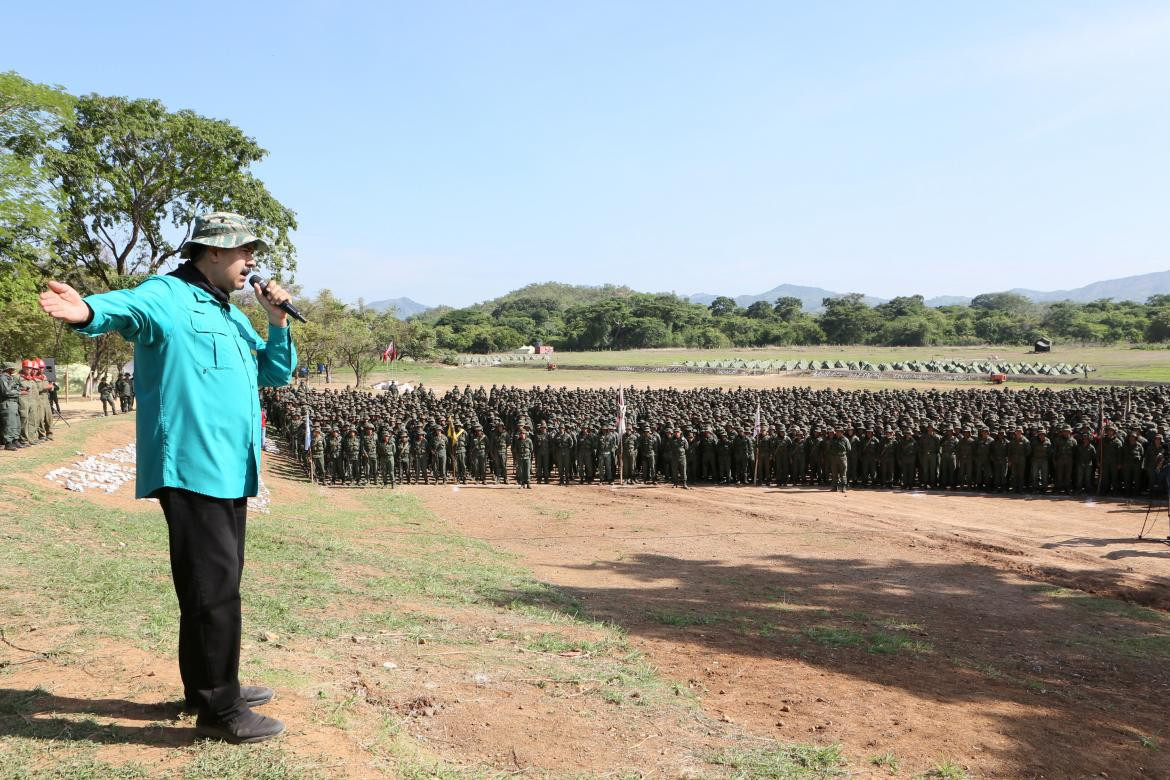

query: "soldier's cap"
(179, 212), (269, 259)
(2, 362), (17, 372)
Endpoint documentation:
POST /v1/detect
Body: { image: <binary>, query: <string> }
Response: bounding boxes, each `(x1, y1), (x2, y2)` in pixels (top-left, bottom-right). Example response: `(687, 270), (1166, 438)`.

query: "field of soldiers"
(0, 346), (1167, 779)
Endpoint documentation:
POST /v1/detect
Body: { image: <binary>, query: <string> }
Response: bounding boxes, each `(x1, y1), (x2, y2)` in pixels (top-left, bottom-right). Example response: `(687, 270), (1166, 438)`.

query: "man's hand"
(39, 281), (90, 325)
(253, 280), (290, 327)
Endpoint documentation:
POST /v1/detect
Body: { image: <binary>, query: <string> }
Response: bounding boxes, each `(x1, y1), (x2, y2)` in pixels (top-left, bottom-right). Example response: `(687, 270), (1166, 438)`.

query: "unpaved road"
(415, 480), (1170, 778)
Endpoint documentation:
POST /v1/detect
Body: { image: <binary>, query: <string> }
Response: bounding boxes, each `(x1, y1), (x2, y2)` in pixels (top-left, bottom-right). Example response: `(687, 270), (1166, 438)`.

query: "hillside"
(411, 282), (638, 323)
(366, 296), (431, 319)
(1009, 270), (1170, 304)
(375, 269), (1170, 322)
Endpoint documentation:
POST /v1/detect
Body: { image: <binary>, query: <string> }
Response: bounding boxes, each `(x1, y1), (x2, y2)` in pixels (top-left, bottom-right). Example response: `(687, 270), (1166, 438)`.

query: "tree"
(773, 296), (803, 322)
(707, 296), (739, 317)
(1146, 308), (1170, 342)
(819, 294), (880, 345)
(19, 93), (299, 386)
(874, 295), (926, 320)
(38, 94), (297, 289)
(745, 300), (774, 319)
(0, 72), (74, 264)
(970, 292), (1034, 316)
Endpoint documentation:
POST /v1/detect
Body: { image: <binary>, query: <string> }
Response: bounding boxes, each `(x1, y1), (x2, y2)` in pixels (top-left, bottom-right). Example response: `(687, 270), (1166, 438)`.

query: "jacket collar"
(168, 261), (230, 307)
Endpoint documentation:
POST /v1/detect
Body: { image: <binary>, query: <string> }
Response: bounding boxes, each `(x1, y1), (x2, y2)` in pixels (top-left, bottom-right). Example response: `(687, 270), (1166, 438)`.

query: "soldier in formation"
(263, 382), (1170, 497)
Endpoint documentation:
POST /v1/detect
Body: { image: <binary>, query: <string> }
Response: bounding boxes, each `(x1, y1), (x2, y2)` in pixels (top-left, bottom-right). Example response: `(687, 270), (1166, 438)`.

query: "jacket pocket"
(188, 308), (233, 369)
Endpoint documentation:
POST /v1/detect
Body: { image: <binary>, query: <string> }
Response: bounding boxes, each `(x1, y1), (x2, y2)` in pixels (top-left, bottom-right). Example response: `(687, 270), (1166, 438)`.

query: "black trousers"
(156, 487), (247, 719)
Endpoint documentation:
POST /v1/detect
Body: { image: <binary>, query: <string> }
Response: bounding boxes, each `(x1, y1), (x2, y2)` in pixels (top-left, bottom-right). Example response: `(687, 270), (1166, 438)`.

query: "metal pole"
(1096, 399), (1105, 497)
(618, 431), (623, 486)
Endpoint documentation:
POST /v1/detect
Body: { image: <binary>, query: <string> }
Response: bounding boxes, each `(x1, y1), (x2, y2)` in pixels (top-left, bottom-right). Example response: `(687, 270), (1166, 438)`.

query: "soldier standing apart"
(39, 211), (296, 743)
(117, 373), (133, 412)
(98, 375), (117, 416)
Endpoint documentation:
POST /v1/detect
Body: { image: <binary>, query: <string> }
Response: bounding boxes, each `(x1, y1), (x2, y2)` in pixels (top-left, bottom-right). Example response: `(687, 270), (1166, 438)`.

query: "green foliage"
(1, 70), (297, 375)
(0, 71), (75, 264)
(423, 280), (1170, 353)
(41, 93), (296, 290)
(283, 290), (414, 386)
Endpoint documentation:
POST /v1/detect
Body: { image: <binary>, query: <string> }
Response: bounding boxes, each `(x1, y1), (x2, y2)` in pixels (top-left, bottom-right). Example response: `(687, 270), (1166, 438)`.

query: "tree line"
(411, 287), (1170, 354)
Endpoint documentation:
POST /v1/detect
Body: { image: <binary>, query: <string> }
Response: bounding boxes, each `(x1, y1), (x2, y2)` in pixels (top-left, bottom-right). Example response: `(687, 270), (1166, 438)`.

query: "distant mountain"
(1006, 270), (1170, 304)
(688, 270), (1170, 311)
(689, 284), (883, 312)
(365, 297), (431, 319)
(366, 269), (1170, 322)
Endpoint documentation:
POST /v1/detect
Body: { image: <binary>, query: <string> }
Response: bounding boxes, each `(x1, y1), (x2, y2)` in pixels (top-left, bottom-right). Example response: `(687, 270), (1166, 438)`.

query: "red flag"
(381, 341), (398, 362)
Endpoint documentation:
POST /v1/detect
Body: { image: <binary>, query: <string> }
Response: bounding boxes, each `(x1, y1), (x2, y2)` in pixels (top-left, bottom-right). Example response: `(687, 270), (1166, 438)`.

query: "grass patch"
(800, 626), (932, 655)
(918, 759), (969, 779)
(869, 750), (900, 773)
(648, 610), (724, 627)
(0, 428), (686, 776)
(707, 742), (847, 779)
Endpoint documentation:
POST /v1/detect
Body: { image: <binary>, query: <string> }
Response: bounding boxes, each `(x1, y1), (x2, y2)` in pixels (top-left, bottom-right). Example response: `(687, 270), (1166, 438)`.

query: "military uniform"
(0, 364), (21, 450)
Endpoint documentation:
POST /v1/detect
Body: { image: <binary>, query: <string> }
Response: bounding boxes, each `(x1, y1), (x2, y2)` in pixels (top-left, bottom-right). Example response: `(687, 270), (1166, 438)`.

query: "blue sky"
(8, 1), (1170, 307)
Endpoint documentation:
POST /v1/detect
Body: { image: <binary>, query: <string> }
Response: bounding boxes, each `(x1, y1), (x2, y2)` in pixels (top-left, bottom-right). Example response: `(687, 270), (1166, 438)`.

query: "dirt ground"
(413, 480), (1170, 778)
(6, 397), (1170, 778)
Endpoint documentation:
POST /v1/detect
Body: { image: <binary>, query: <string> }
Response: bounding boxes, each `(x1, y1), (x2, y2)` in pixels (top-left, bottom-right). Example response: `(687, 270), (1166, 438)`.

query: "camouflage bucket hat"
(179, 212), (269, 259)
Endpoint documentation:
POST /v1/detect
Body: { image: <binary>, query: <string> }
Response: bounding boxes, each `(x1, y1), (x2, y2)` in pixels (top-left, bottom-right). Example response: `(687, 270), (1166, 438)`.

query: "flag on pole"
(304, 408), (311, 451)
(381, 341), (398, 362)
(752, 403), (761, 439)
(617, 387), (627, 435)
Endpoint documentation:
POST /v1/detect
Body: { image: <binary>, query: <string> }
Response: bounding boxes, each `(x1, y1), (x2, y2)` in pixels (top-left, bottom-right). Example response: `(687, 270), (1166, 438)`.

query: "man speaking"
(39, 212), (297, 744)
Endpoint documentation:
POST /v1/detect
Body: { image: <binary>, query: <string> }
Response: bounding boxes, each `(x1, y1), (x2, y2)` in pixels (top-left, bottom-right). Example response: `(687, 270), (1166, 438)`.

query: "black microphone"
(248, 274), (307, 323)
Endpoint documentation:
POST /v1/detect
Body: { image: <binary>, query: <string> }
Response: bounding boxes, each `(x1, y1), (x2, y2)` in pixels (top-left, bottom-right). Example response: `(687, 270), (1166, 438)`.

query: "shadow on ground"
(494, 551), (1170, 777)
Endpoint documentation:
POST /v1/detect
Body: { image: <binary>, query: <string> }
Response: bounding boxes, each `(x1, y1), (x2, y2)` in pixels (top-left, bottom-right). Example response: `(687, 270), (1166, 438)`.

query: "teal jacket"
(76, 273), (296, 499)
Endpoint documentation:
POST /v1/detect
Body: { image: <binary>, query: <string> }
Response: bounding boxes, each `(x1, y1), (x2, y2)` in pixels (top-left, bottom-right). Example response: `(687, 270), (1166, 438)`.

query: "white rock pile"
(45, 441), (272, 513)
(44, 444), (137, 494)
